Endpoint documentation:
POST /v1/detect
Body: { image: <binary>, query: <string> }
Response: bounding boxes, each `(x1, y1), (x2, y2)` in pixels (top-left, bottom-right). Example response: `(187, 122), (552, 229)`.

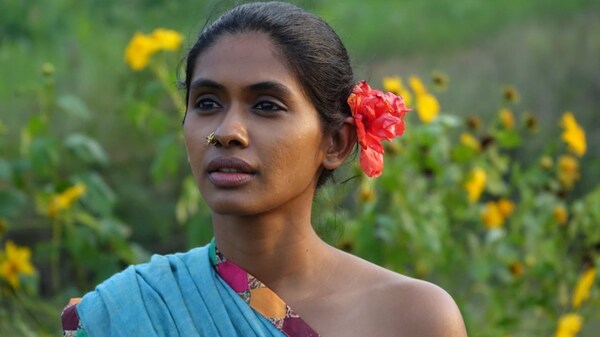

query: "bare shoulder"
(382, 276), (468, 337)
(333, 250), (467, 337)
(360, 268), (468, 337)
(318, 248), (468, 337)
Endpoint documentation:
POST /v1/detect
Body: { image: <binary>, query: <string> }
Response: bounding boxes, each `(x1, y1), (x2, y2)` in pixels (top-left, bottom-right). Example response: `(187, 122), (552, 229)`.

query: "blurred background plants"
(1, 0), (598, 335)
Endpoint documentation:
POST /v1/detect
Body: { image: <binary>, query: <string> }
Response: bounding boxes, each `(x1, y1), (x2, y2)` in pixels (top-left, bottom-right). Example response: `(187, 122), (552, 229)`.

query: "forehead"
(191, 32), (299, 89)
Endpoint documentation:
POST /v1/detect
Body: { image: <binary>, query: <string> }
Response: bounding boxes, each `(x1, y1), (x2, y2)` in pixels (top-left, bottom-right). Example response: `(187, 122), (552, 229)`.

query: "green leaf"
(77, 173), (116, 216)
(451, 145), (478, 163)
(571, 186), (600, 245)
(486, 169), (508, 195)
(26, 115), (48, 137)
(57, 94), (91, 120)
(130, 243), (151, 264)
(488, 148), (510, 173)
(29, 136), (60, 177)
(64, 133), (108, 166)
(73, 211), (103, 232)
(0, 159), (11, 180)
(151, 135), (184, 182)
(494, 130), (522, 149)
(436, 114), (462, 128)
(97, 217), (131, 241)
(0, 189), (26, 217)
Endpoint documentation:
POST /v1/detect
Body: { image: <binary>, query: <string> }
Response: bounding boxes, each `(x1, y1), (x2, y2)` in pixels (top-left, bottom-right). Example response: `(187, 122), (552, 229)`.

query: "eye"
(194, 97), (221, 111)
(253, 100), (284, 112)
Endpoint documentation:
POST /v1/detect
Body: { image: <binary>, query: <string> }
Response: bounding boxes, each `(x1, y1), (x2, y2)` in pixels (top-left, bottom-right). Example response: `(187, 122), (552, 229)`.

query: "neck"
(212, 196), (333, 292)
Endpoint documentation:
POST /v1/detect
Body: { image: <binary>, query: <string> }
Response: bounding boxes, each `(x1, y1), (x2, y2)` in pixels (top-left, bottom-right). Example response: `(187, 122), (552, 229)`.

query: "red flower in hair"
(348, 81), (409, 177)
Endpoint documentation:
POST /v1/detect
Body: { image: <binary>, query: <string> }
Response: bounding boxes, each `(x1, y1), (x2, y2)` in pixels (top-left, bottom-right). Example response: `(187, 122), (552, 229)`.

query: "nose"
(213, 103), (249, 148)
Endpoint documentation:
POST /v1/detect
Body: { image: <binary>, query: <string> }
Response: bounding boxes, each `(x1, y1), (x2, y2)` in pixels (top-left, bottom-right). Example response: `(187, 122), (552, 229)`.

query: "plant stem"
(51, 218), (61, 293)
(151, 61), (186, 116)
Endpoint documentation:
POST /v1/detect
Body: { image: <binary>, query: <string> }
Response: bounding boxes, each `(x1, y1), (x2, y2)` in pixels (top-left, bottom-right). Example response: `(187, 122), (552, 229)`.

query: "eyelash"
(192, 97), (286, 114)
(194, 98), (221, 111)
(253, 100), (284, 112)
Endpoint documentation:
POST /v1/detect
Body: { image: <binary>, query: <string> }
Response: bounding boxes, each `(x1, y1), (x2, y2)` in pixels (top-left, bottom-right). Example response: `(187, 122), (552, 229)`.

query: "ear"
(322, 116), (357, 170)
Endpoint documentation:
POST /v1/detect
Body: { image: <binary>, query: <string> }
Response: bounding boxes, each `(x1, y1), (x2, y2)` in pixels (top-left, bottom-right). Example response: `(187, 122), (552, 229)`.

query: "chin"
(204, 197), (263, 217)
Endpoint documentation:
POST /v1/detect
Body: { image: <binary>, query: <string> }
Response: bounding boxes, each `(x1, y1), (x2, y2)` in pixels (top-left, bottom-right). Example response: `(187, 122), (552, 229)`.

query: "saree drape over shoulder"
(65, 243), (319, 337)
(75, 245), (282, 337)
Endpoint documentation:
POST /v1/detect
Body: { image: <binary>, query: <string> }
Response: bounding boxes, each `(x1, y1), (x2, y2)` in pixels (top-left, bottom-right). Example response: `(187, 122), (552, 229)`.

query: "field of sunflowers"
(1, 0), (599, 336)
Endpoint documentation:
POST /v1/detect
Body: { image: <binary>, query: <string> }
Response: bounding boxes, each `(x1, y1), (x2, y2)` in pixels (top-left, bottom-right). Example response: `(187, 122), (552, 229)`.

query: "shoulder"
(84, 245), (210, 296)
(331, 250), (467, 336)
(370, 275), (468, 337)
(69, 246), (212, 334)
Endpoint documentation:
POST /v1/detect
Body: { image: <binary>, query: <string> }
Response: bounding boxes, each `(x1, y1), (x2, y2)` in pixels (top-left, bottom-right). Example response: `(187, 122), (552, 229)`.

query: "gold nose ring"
(206, 132), (217, 146)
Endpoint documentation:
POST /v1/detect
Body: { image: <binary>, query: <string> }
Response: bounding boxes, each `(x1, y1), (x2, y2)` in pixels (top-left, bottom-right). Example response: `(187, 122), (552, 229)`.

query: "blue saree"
(75, 245), (284, 337)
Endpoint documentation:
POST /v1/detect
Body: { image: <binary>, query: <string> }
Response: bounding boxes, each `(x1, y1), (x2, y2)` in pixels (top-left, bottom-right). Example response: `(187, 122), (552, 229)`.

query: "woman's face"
(183, 32), (328, 216)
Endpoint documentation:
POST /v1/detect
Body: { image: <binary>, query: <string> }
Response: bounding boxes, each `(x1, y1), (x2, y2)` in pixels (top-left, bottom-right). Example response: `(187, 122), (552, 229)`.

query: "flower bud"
(502, 85), (520, 104)
(509, 261), (524, 277)
(539, 156), (553, 170)
(466, 116), (482, 131)
(523, 112), (538, 131)
(359, 184), (376, 203)
(42, 62), (55, 77)
(553, 205), (568, 225)
(431, 70), (449, 91)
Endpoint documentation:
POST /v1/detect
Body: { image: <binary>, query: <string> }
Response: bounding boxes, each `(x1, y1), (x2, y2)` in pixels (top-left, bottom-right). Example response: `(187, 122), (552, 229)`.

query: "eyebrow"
(246, 81), (293, 99)
(189, 78), (293, 99)
(189, 78), (224, 90)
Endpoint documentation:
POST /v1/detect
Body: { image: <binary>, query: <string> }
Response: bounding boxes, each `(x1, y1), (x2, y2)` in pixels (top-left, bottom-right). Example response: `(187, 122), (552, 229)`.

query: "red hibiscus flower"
(348, 81), (409, 177)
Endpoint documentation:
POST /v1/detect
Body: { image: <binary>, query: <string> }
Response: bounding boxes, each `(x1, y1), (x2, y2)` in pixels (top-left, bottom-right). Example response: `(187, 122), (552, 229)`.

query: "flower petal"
(360, 147), (384, 178)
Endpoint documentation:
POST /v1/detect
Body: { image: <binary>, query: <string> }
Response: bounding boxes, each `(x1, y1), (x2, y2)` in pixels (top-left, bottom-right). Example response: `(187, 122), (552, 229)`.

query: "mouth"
(206, 157), (257, 187)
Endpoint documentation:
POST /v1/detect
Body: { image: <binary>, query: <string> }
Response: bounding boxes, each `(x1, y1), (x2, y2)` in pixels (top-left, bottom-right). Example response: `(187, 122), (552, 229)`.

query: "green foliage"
(1, 64), (144, 335)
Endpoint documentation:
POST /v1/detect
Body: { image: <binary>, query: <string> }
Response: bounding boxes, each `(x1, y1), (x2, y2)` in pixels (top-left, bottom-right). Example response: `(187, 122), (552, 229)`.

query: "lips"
(207, 157), (256, 174)
(206, 157), (257, 187)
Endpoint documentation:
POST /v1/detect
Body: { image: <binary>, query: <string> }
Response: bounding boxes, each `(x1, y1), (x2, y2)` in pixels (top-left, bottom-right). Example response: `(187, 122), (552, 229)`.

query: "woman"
(62, 2), (467, 336)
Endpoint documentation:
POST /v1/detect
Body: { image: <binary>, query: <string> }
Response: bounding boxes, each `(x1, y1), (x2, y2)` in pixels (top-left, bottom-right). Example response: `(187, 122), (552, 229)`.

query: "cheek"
(265, 127), (324, 181)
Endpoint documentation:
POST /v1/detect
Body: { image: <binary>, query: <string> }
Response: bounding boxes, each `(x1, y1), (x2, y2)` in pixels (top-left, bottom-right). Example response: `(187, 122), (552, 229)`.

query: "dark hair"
(183, 1), (355, 186)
